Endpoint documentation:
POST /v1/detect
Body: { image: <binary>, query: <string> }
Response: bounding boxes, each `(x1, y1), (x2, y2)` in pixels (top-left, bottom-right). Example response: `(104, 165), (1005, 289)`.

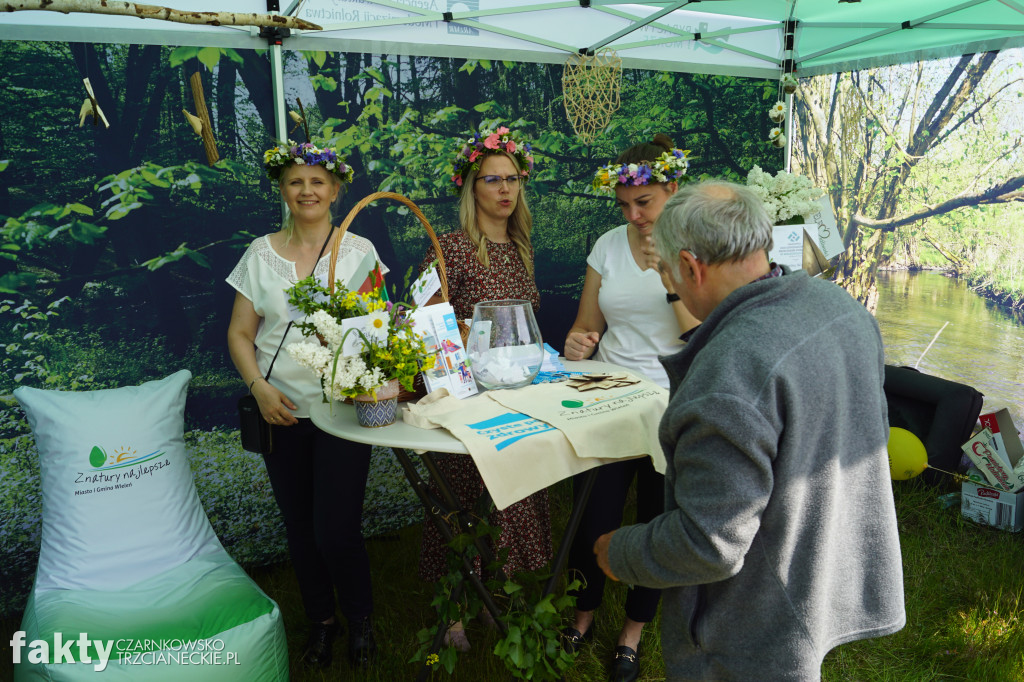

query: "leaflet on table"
(410, 302), (478, 399)
(541, 343), (564, 372)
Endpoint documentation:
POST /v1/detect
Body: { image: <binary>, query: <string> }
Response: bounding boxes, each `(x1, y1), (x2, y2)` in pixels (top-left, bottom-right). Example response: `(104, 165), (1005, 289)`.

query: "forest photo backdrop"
(5, 37), (1024, 622)
(0, 40), (783, 615)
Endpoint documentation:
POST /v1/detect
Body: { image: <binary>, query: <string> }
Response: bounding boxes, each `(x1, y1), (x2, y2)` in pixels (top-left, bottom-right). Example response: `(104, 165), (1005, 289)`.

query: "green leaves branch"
(0, 159), (246, 293)
(410, 513), (581, 680)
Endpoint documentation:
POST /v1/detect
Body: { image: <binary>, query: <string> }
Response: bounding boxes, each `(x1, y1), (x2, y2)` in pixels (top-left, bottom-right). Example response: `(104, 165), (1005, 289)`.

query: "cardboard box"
(961, 481), (1024, 532)
(768, 199), (845, 276)
(979, 408), (1023, 471)
(961, 428), (1022, 492)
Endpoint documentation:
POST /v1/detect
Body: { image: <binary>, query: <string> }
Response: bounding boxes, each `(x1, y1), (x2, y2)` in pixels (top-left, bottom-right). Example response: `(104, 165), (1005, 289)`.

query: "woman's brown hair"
(614, 133), (675, 166)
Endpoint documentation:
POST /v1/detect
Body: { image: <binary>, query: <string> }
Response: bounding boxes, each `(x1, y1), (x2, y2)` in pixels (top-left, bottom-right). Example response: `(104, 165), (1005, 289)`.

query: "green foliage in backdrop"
(0, 39), (781, 616)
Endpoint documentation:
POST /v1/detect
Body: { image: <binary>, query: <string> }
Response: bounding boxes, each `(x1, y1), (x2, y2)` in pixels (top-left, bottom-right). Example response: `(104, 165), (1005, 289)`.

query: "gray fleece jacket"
(608, 270), (905, 681)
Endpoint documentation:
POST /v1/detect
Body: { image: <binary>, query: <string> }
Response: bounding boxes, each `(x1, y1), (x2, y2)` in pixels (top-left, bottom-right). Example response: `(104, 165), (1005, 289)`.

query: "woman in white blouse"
(562, 135), (699, 682)
(226, 142), (384, 671)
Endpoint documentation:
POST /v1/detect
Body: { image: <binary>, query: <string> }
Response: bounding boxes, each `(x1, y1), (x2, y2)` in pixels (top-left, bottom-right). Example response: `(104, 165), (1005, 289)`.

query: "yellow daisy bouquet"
(285, 274), (434, 400)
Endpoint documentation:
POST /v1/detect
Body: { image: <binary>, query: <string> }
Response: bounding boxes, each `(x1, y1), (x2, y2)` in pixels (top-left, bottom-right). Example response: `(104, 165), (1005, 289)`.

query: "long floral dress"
(417, 230), (551, 581)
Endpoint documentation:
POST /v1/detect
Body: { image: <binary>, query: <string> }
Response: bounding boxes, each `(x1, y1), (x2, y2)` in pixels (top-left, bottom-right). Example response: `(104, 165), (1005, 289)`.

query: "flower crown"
(592, 148), (691, 193)
(264, 140), (355, 184)
(450, 126), (535, 193)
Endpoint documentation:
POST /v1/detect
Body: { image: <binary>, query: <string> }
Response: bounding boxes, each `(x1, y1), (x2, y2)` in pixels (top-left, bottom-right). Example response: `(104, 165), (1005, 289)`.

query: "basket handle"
(327, 191), (450, 304)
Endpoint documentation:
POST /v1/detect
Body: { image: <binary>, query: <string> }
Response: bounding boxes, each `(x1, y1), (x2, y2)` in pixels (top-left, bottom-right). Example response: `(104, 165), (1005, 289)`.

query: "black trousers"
(567, 457), (663, 623)
(262, 418), (373, 624)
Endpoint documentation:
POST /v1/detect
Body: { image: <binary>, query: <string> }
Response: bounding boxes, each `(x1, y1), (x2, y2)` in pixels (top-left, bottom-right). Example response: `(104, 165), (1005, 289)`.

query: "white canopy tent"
(4, 0), (1024, 77)
(4, 0), (1024, 147)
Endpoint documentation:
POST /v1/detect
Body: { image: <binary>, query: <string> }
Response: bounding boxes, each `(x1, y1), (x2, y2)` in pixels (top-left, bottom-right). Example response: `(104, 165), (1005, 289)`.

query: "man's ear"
(679, 250), (703, 287)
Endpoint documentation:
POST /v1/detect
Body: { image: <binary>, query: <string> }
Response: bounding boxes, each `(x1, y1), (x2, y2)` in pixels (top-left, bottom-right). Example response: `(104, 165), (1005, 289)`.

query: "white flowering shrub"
(746, 165), (824, 224)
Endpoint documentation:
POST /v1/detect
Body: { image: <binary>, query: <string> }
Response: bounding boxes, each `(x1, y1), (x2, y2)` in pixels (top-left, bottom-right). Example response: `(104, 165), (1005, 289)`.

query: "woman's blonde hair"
(458, 151), (534, 277)
(277, 164), (344, 245)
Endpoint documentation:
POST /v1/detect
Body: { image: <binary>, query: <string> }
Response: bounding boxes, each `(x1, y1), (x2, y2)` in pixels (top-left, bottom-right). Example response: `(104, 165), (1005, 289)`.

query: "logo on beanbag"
(86, 444), (166, 471)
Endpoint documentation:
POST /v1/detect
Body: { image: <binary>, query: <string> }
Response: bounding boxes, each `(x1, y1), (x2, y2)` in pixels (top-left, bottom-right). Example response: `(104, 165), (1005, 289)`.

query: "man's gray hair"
(654, 180), (773, 274)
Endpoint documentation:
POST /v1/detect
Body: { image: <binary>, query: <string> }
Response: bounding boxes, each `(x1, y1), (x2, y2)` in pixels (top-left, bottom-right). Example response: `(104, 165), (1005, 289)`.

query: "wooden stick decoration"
(77, 77), (109, 128)
(184, 71), (219, 165)
(2, 0), (323, 31)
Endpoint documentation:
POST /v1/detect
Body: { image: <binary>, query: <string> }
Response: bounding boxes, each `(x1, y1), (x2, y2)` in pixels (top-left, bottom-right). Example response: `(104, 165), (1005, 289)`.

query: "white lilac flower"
(746, 164), (823, 224)
(287, 341), (332, 373)
(310, 310), (346, 349)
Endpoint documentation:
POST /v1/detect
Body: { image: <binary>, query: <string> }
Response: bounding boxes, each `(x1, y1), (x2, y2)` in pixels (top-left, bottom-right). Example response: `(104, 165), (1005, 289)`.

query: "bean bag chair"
(12, 370), (287, 680)
(884, 364), (984, 486)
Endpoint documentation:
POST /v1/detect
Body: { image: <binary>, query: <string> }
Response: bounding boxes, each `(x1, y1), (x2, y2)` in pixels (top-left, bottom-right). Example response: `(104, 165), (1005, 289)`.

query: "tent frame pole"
(784, 92), (793, 172)
(262, 0), (289, 222)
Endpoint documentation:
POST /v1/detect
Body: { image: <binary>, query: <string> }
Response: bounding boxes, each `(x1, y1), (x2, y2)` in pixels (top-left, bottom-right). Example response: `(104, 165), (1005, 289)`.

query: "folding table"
(309, 359), (652, 679)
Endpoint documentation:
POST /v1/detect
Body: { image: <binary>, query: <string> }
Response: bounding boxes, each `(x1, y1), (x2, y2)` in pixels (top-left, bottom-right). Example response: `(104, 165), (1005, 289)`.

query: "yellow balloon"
(888, 426), (928, 480)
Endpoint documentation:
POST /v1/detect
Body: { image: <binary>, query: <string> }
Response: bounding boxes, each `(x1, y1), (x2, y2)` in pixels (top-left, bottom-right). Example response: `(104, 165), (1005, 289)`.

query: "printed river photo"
(875, 270), (1024, 428)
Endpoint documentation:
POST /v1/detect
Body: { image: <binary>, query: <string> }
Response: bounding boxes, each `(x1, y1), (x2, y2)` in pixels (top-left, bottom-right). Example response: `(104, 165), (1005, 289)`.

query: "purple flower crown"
(264, 141), (355, 184)
(592, 148), (690, 193)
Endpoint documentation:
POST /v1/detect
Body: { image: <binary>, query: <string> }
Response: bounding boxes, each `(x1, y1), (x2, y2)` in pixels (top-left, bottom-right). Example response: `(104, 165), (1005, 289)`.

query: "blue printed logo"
(467, 412), (556, 451)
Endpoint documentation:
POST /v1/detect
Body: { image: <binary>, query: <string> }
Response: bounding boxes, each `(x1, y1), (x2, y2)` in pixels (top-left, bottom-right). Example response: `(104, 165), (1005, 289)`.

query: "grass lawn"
(3, 479), (1023, 680)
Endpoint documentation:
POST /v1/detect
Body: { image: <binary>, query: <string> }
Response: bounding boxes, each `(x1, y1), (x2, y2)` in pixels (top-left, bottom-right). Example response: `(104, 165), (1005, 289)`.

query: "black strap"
(260, 226), (337, 385)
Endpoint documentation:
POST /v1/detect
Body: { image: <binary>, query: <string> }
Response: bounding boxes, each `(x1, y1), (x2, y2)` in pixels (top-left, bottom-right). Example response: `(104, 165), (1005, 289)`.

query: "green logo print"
(89, 446), (107, 468)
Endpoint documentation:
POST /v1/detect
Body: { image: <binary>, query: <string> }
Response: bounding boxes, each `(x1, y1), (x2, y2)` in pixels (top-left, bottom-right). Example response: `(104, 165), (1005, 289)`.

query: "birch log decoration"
(1, 0), (323, 31)
(188, 71), (219, 165)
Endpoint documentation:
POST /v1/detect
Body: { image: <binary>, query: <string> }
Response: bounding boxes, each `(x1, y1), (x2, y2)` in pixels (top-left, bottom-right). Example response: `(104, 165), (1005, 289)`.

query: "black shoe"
(348, 617), (377, 669)
(562, 622), (594, 654)
(300, 620), (339, 668)
(610, 645), (639, 682)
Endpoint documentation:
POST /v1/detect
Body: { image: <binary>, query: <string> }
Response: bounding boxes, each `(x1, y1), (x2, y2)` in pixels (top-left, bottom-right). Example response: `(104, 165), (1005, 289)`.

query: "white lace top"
(226, 232), (389, 417)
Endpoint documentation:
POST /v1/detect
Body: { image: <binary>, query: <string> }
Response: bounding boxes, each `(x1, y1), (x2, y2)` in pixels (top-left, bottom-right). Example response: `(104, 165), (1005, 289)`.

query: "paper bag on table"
(407, 390), (619, 510)
(486, 376), (668, 474)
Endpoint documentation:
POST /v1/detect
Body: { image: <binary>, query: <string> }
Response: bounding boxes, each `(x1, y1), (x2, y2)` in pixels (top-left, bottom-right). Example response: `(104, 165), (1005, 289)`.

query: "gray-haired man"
(595, 180), (905, 681)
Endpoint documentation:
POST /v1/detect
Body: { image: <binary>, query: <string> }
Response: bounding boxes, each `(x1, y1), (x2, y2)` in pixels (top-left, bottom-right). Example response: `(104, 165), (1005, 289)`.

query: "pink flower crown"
(450, 126), (535, 194)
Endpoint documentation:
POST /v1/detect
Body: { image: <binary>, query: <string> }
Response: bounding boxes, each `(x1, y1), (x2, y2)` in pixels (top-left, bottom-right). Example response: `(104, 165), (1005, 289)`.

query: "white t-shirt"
(588, 224), (683, 389)
(226, 232), (388, 417)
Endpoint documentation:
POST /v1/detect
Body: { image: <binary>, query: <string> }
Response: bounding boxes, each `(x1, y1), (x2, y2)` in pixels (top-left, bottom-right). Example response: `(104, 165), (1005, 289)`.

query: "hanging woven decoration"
(562, 49), (622, 145)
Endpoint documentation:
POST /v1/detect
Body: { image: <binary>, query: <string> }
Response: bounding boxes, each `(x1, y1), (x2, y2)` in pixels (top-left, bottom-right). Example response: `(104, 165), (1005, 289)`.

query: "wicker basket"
(326, 191), (468, 402)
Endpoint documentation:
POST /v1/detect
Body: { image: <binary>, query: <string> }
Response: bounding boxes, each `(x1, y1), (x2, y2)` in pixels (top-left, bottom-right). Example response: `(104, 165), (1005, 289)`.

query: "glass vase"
(466, 299), (544, 390)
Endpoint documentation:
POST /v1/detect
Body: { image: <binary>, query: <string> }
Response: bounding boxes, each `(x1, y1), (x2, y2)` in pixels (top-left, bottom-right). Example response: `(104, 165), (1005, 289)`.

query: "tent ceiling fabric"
(3, 0), (1024, 76)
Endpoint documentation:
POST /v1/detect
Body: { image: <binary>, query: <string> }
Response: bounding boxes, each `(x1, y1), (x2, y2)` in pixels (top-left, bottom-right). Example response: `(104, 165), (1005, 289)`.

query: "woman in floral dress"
(416, 126), (550, 651)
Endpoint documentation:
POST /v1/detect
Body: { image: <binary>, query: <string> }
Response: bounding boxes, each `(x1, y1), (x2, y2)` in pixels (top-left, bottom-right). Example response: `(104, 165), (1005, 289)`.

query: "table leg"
(415, 581), (465, 682)
(543, 466), (598, 598)
(388, 447), (508, 645)
(389, 445), (600, 679)
(418, 452), (501, 575)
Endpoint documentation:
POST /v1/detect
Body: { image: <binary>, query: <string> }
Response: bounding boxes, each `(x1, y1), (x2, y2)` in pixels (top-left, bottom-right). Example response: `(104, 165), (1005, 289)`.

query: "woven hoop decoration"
(328, 191), (469, 401)
(562, 50), (622, 145)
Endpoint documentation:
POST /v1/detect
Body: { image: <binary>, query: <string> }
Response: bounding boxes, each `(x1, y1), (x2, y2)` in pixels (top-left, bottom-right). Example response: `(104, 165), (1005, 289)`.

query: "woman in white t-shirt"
(226, 142), (385, 671)
(562, 134), (699, 682)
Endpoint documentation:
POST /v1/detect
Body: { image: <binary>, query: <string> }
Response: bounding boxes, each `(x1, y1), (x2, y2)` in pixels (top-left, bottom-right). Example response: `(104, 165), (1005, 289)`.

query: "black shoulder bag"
(238, 227), (336, 454)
